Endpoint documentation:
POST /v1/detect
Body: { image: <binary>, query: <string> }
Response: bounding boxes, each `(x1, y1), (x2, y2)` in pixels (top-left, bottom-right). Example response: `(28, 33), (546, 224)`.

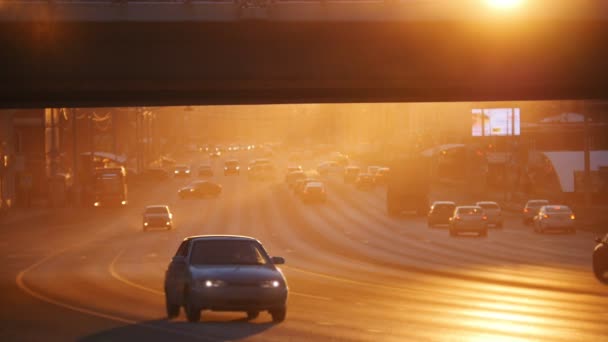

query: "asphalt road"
(1, 151), (607, 342)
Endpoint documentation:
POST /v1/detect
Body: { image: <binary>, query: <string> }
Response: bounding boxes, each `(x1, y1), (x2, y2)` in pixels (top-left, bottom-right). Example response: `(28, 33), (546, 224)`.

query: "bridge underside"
(2, 19), (608, 107)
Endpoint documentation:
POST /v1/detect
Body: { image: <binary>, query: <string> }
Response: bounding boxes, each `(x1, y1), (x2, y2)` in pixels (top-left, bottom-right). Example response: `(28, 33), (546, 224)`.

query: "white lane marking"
(290, 291), (332, 301)
(16, 245), (208, 340)
(109, 250), (163, 296)
(110, 249), (332, 302)
(366, 329), (384, 333)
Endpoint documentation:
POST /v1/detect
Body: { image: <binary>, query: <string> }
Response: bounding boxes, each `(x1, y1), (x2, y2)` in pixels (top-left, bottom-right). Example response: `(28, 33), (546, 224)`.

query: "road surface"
(1, 151), (607, 341)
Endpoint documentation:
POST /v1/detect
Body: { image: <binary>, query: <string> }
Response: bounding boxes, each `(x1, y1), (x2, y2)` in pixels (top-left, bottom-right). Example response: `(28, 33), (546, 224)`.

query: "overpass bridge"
(1, 1), (608, 107)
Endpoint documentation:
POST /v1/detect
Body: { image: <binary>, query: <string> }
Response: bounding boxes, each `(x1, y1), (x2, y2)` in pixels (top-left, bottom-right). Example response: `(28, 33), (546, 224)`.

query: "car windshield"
(478, 203), (500, 209)
(457, 208), (484, 215)
(190, 240), (268, 266)
(528, 201), (549, 207)
(545, 206), (572, 213)
(145, 207), (168, 214)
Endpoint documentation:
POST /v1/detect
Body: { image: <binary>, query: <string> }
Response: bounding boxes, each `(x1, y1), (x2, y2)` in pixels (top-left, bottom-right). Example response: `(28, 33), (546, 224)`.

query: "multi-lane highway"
(1, 151), (607, 341)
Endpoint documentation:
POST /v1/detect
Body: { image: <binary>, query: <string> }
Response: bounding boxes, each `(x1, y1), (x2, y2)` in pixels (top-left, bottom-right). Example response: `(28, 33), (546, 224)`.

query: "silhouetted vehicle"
(427, 201), (456, 228)
(317, 161), (341, 176)
(224, 160), (240, 176)
(373, 167), (390, 185)
(140, 168), (169, 182)
(449, 206), (488, 237)
(92, 167), (128, 207)
(164, 235), (288, 323)
(286, 166), (303, 174)
(143, 205), (173, 231)
(178, 181), (222, 199)
(355, 173), (375, 190)
(533, 205), (576, 233)
(174, 165), (191, 177)
(522, 199), (549, 225)
(301, 182), (327, 203)
(285, 170), (306, 188)
(476, 201), (503, 228)
(367, 165), (381, 176)
(198, 165), (213, 177)
(386, 155), (430, 216)
(294, 178), (318, 196)
(593, 234), (608, 284)
(343, 166), (360, 183)
(248, 164), (275, 181)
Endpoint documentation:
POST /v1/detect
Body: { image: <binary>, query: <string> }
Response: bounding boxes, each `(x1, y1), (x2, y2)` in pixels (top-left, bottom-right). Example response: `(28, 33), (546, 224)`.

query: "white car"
(476, 201), (503, 228)
(533, 205), (576, 233)
(367, 165), (382, 175)
(317, 161), (341, 175)
(449, 206), (488, 237)
(522, 199), (549, 225)
(143, 205), (173, 231)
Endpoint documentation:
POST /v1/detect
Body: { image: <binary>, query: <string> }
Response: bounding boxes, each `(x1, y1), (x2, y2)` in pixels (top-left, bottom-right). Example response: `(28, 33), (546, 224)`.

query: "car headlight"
(143, 222), (149, 226)
(165, 221), (171, 226)
(93, 201), (100, 207)
(121, 200), (127, 206)
(259, 280), (281, 288)
(185, 170), (190, 174)
(189, 188), (195, 192)
(197, 279), (226, 288)
(174, 170), (179, 174)
(236, 166), (240, 170)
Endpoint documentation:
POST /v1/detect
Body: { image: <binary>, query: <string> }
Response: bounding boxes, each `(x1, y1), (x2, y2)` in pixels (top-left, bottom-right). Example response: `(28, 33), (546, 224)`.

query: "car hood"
(189, 265), (282, 283)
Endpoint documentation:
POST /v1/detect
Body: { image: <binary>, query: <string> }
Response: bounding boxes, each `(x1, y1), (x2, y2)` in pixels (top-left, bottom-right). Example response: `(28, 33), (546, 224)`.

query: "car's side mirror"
(271, 256), (285, 265)
(172, 255), (186, 264)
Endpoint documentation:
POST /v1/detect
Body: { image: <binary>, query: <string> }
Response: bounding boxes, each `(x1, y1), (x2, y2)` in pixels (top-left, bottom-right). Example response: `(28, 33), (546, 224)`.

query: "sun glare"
(486, 0), (523, 10)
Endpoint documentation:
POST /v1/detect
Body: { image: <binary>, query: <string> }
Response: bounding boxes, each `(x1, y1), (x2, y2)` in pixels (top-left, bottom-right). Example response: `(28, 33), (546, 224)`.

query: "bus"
(92, 167), (128, 208)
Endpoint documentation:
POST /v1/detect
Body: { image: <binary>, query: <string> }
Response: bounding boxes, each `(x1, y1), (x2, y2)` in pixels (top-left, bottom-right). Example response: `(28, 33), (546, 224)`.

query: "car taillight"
(482, 216), (488, 220)
(455, 216), (461, 221)
(524, 208), (529, 213)
(543, 214), (549, 219)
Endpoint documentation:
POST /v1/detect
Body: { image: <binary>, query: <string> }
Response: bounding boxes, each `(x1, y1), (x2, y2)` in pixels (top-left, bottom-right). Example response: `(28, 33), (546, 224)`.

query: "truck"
(386, 154), (430, 216)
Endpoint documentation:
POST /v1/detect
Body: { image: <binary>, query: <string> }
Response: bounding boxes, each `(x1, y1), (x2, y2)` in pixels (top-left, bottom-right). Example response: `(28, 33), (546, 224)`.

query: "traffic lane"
(271, 178), (606, 297)
(5, 173), (213, 340)
(111, 175), (608, 341)
(13, 169), (608, 342)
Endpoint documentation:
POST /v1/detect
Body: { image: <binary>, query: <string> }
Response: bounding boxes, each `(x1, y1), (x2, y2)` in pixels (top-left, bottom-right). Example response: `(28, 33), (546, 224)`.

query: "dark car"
(373, 167), (390, 185)
(164, 235), (288, 322)
(301, 182), (327, 203)
(449, 206), (488, 237)
(224, 160), (240, 176)
(198, 165), (213, 177)
(286, 170), (306, 188)
(427, 201), (457, 228)
(174, 165), (191, 177)
(355, 173), (375, 190)
(140, 168), (169, 181)
(294, 178), (318, 196)
(344, 166), (360, 183)
(593, 234), (608, 284)
(178, 181), (222, 199)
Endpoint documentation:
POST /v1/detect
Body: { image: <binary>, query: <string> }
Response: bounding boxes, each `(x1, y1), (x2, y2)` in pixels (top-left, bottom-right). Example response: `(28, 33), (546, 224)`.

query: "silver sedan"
(164, 235), (288, 323)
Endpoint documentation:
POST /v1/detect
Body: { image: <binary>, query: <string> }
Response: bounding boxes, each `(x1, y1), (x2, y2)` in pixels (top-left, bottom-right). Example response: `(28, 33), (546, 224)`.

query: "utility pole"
(111, 112), (117, 157)
(72, 109), (79, 207)
(583, 105), (592, 208)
